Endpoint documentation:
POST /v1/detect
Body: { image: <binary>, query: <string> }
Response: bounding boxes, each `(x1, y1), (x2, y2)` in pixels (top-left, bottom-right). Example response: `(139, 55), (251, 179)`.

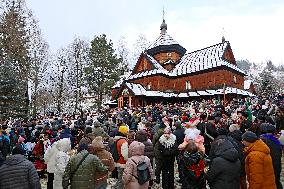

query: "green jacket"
(62, 150), (107, 189)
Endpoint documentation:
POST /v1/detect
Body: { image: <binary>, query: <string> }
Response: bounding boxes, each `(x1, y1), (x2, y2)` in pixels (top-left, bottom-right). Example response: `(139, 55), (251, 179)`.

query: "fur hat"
(118, 125), (129, 135)
(92, 136), (104, 149)
(242, 131), (258, 143)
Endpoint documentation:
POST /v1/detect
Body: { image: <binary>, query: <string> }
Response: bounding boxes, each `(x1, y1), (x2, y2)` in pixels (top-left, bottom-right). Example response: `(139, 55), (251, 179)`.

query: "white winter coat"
(44, 142), (59, 173)
(53, 138), (71, 189)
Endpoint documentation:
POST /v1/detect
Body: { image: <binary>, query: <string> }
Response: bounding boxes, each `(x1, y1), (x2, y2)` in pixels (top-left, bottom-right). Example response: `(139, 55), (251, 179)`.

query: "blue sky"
(26, 0), (284, 65)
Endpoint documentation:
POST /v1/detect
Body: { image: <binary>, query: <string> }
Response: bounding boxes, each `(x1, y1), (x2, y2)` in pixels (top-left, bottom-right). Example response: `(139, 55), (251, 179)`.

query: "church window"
(233, 75), (237, 83)
(186, 80), (191, 90)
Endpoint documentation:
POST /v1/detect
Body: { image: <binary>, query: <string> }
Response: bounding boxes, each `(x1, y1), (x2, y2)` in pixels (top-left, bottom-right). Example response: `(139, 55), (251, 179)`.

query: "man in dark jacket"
(260, 123), (283, 189)
(205, 138), (241, 189)
(173, 121), (185, 183)
(0, 144), (41, 189)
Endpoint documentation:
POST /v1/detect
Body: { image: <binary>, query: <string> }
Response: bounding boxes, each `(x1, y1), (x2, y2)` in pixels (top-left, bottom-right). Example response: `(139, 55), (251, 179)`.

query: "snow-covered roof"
(206, 90), (223, 95)
(112, 72), (131, 89)
(188, 92), (200, 97)
(196, 90), (214, 96)
(148, 33), (179, 49)
(172, 41), (245, 76)
(124, 82), (254, 97)
(125, 83), (146, 96)
(126, 41), (245, 81)
(244, 80), (252, 90)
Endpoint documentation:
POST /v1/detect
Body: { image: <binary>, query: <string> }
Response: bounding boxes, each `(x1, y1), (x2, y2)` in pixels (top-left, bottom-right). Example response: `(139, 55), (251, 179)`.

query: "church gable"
(223, 44), (236, 65)
(132, 53), (154, 74)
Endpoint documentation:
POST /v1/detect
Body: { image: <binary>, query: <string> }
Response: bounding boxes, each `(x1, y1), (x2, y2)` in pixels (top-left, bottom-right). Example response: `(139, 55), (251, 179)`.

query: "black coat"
(260, 134), (283, 189)
(0, 154), (41, 189)
(206, 139), (241, 189)
(173, 128), (185, 145)
(180, 151), (206, 189)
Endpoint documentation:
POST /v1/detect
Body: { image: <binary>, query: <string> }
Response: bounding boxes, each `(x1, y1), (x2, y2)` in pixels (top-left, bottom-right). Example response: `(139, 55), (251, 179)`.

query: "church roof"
(126, 41), (245, 81)
(148, 32), (179, 49)
(172, 41), (245, 76)
(123, 82), (255, 97)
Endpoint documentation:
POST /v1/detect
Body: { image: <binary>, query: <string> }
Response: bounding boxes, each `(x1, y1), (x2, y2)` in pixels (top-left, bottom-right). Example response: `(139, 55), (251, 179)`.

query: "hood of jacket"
(129, 141), (145, 157)
(245, 139), (270, 155)
(4, 154), (25, 165)
(215, 139), (239, 162)
(56, 138), (71, 152)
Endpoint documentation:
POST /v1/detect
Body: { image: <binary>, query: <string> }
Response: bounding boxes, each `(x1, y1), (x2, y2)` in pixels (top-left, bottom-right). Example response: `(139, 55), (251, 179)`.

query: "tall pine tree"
(0, 0), (30, 118)
(85, 34), (121, 107)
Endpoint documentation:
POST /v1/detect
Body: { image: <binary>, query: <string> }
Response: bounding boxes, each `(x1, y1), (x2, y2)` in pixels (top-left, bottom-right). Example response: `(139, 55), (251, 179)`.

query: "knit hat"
(92, 136), (104, 149)
(242, 131), (258, 143)
(18, 136), (25, 143)
(118, 125), (129, 135)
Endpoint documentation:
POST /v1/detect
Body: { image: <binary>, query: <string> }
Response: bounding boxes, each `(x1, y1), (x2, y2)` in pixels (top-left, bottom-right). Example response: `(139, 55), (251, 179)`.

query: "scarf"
(159, 134), (176, 149)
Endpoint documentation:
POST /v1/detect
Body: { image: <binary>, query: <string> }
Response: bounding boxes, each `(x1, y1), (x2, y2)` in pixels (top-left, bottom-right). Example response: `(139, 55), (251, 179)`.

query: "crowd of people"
(0, 95), (284, 189)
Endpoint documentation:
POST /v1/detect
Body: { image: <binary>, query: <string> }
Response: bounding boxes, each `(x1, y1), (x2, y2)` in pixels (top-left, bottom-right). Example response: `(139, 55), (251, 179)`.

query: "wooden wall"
(130, 69), (244, 92)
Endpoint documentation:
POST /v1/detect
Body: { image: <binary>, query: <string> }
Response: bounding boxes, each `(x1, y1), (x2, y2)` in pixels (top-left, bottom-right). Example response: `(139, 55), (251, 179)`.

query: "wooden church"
(112, 19), (254, 108)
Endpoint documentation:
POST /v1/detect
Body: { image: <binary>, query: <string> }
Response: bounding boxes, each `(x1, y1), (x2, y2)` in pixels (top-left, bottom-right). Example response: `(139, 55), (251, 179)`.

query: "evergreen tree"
(258, 69), (278, 96)
(85, 34), (121, 107)
(0, 60), (27, 119)
(0, 0), (30, 118)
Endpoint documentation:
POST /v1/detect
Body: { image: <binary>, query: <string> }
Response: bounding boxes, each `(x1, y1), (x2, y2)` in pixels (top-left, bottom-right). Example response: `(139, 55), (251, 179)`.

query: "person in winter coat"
(122, 141), (154, 189)
(78, 126), (96, 145)
(242, 131), (277, 189)
(62, 143), (107, 189)
(0, 144), (41, 189)
(44, 141), (60, 189)
(0, 130), (10, 159)
(135, 130), (154, 188)
(228, 124), (247, 189)
(93, 121), (109, 139)
(33, 136), (47, 178)
(259, 124), (283, 189)
(136, 130), (154, 164)
(205, 138), (241, 189)
(53, 138), (71, 189)
(89, 136), (115, 189)
(113, 125), (129, 189)
(180, 140), (206, 189)
(275, 108), (284, 132)
(157, 128), (178, 189)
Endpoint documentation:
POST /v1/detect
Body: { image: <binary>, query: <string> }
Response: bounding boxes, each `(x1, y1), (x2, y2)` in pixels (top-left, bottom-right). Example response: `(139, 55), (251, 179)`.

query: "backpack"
(132, 158), (151, 185)
(109, 138), (122, 162)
